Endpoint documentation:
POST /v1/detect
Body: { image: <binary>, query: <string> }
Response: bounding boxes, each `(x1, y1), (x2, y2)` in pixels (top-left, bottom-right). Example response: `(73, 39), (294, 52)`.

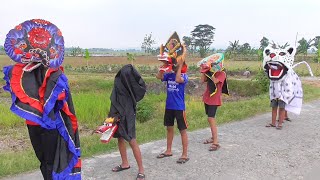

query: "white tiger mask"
(262, 46), (296, 81)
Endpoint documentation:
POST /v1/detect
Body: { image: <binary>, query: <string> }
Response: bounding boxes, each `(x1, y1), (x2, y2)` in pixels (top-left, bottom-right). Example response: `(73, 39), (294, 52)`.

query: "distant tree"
(239, 42), (251, 55)
(183, 36), (196, 56)
(151, 47), (160, 56)
(226, 40), (240, 59)
(141, 33), (156, 54)
(297, 38), (314, 57)
(84, 49), (90, 66)
(71, 46), (82, 57)
(190, 24), (215, 58)
(126, 53), (135, 65)
(313, 36), (320, 48)
(182, 36), (192, 52)
(259, 37), (269, 50)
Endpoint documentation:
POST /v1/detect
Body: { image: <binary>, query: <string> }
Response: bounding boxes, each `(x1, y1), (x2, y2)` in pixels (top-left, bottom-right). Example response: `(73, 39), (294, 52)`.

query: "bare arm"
(175, 64), (184, 83)
(200, 73), (207, 83)
(156, 70), (164, 80)
(175, 44), (186, 83)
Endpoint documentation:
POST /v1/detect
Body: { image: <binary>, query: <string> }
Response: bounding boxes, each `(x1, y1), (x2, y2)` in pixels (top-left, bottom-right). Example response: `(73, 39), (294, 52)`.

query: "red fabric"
(62, 102), (78, 133)
(202, 71), (226, 106)
(11, 64), (43, 113)
(25, 120), (40, 126)
(57, 91), (66, 100)
(74, 159), (81, 168)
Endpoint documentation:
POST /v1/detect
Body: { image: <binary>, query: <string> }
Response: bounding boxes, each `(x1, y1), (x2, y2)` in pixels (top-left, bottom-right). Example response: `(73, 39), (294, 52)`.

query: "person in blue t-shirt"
(155, 45), (189, 164)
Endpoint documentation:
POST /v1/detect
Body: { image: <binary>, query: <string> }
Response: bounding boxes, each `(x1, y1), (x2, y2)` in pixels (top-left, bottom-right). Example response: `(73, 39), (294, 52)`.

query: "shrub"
(254, 68), (269, 93)
(136, 98), (155, 123)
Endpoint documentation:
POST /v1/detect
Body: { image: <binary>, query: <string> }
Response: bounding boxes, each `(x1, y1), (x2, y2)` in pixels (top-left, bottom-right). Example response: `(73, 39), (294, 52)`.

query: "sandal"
(276, 125), (283, 130)
(285, 117), (292, 122)
(209, 144), (220, 151)
(112, 165), (130, 172)
(176, 157), (189, 164)
(156, 153), (172, 159)
(203, 137), (214, 144)
(136, 173), (145, 180)
(265, 123), (276, 127)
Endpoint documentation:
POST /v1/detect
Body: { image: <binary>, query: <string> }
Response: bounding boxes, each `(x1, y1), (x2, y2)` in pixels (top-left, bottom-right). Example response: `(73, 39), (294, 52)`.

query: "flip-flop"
(276, 125), (283, 130)
(156, 153), (173, 159)
(176, 157), (189, 164)
(136, 173), (145, 180)
(112, 165), (130, 172)
(265, 123), (276, 127)
(203, 137), (214, 144)
(209, 144), (220, 151)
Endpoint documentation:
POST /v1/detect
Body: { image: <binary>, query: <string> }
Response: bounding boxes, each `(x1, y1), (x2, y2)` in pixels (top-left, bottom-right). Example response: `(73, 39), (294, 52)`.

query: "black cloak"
(108, 64), (146, 141)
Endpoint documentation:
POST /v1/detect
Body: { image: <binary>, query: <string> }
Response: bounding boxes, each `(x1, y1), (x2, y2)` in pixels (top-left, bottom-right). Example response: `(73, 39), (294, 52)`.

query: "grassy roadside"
(0, 83), (319, 178)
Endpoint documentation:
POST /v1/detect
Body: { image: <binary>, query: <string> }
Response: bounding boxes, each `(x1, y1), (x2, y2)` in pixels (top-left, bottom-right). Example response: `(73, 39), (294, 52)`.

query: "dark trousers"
(27, 125), (58, 180)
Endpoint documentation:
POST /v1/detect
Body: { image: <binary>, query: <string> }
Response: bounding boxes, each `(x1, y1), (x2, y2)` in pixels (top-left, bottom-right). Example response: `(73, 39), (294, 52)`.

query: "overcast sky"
(0, 0), (319, 49)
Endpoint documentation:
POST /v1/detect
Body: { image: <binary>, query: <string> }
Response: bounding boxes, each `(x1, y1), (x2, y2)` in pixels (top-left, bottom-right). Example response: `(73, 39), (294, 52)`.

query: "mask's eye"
(265, 49), (270, 55)
(279, 52), (286, 56)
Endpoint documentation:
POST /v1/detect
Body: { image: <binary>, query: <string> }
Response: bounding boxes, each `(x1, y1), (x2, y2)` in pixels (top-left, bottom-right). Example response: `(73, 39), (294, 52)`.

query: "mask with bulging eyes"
(262, 46), (296, 81)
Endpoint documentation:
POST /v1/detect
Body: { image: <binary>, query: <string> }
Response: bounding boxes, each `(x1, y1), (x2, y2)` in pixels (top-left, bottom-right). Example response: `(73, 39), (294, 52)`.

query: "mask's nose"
(270, 53), (276, 58)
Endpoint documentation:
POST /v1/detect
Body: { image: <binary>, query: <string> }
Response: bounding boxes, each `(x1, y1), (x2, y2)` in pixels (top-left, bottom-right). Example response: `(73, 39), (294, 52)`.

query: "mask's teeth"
(270, 65), (278, 70)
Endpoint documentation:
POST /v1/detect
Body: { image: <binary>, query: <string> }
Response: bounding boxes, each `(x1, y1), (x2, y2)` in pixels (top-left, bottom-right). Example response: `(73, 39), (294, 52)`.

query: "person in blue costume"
(156, 32), (189, 164)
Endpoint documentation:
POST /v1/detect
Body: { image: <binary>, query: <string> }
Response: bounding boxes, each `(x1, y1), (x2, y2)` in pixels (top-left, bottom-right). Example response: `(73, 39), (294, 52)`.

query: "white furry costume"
(262, 46), (303, 115)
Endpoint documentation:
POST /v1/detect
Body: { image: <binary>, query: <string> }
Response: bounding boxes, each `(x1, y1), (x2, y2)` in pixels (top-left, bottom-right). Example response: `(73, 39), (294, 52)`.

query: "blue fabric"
(52, 111), (81, 180)
(162, 73), (188, 110)
(3, 66), (45, 126)
(42, 74), (81, 180)
(3, 67), (81, 179)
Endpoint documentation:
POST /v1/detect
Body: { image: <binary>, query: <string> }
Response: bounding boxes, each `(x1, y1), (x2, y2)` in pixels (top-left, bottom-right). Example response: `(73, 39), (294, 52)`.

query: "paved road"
(3, 100), (320, 180)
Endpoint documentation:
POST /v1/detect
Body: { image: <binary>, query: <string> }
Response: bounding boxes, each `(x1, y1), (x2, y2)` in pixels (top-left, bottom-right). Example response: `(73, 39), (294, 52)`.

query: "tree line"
(140, 25), (320, 60)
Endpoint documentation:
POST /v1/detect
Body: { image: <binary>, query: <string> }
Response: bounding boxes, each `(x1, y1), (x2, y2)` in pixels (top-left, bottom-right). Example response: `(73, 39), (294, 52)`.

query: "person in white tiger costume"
(262, 46), (303, 130)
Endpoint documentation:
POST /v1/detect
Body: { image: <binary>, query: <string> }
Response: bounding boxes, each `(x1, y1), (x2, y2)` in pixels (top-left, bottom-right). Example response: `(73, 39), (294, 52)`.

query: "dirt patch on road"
(303, 79), (320, 88)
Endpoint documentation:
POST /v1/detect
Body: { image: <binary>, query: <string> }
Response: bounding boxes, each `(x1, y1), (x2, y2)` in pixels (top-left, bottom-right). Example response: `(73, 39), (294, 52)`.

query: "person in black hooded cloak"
(108, 64), (146, 180)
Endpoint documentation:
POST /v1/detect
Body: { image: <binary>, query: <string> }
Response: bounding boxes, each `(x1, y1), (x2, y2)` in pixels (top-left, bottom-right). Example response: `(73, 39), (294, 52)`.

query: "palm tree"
(227, 40), (240, 59)
(297, 38), (314, 57)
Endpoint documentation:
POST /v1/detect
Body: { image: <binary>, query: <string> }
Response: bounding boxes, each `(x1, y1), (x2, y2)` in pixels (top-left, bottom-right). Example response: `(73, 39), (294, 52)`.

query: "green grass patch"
(228, 79), (267, 96)
(0, 104), (23, 128)
(73, 92), (110, 129)
(0, 150), (38, 177)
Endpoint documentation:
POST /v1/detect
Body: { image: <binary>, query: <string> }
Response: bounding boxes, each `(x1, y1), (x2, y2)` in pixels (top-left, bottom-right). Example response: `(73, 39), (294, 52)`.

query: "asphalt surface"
(2, 100), (320, 180)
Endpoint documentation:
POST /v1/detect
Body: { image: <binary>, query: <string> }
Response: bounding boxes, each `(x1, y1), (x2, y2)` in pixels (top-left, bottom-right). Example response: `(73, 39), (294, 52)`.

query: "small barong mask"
(95, 117), (119, 144)
(198, 53), (224, 73)
(4, 19), (64, 72)
(158, 32), (187, 73)
(262, 46), (296, 81)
